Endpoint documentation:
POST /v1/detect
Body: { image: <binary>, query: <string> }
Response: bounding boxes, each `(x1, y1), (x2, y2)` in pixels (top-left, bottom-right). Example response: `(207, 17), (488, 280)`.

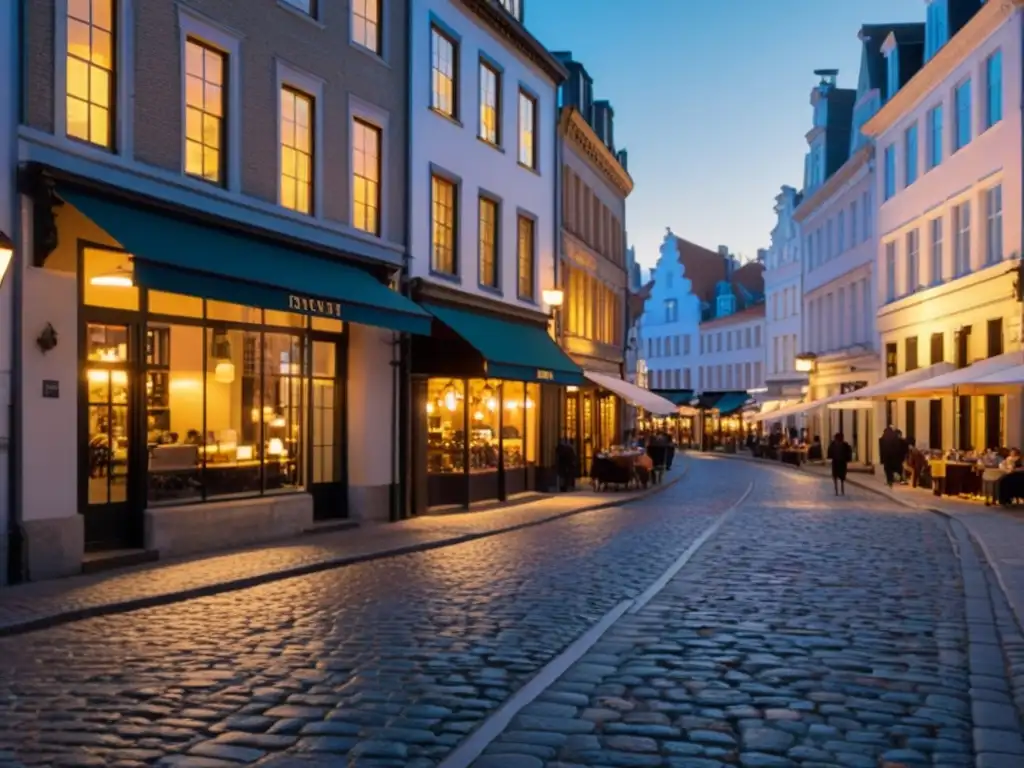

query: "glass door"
(582, 391), (594, 475)
(309, 338), (345, 519)
(83, 321), (143, 550)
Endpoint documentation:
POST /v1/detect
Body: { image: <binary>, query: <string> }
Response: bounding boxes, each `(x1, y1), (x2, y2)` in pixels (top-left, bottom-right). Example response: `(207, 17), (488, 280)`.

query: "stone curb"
(0, 465), (689, 638)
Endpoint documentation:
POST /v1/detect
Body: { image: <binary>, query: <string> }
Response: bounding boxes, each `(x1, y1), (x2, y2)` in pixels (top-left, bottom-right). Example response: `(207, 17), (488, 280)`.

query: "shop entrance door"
(581, 391), (595, 475)
(82, 320), (145, 551)
(309, 338), (346, 519)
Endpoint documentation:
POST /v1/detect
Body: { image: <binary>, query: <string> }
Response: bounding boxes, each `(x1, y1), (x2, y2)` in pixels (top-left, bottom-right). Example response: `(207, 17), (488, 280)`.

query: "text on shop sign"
(289, 294), (343, 318)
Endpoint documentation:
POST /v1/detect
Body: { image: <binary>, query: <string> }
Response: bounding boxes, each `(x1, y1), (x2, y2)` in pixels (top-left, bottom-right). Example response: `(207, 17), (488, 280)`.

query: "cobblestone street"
(1, 459), (1022, 768)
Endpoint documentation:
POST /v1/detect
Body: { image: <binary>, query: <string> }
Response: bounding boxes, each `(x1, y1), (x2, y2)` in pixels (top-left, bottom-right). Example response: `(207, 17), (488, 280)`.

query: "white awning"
(827, 399), (875, 410)
(583, 370), (680, 416)
(973, 363), (1024, 387)
(748, 399), (799, 422)
(896, 351), (1024, 398)
(752, 392), (847, 421)
(831, 362), (954, 403)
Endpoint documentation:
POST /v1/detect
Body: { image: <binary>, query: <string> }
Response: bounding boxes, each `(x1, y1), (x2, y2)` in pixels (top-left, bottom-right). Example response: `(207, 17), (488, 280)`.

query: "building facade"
(406, 0), (578, 511)
(763, 185), (805, 409)
(6, 0), (433, 582)
(864, 0), (1022, 451)
(554, 53), (633, 464)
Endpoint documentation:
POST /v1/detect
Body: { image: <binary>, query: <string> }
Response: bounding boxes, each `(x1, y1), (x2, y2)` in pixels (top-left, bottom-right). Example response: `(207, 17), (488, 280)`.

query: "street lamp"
(794, 353), (817, 374)
(0, 230), (12, 287)
(543, 288), (564, 343)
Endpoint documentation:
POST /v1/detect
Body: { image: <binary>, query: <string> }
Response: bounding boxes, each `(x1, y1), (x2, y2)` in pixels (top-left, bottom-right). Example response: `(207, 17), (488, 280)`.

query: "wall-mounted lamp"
(542, 288), (564, 308)
(0, 230), (13, 286)
(794, 353), (817, 374)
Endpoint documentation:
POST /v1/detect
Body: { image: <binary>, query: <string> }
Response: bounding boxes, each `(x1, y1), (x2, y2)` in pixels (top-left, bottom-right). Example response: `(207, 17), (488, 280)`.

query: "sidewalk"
(750, 453), (1024, 631)
(0, 464), (686, 636)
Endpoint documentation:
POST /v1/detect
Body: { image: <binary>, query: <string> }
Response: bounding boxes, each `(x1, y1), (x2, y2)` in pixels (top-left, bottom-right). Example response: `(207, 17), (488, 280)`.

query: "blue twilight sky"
(525, 0), (925, 270)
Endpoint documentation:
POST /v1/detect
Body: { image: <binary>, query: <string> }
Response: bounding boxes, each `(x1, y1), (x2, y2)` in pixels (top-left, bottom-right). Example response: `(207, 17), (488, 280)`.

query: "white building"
(763, 185), (805, 407)
(863, 0), (1022, 451)
(406, 0), (580, 511)
(697, 306), (767, 394)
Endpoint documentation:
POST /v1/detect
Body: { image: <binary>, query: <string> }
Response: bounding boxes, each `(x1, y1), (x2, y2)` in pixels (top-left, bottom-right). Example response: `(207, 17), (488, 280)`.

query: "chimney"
(616, 148), (628, 170)
(814, 68), (839, 94)
(592, 100), (615, 152)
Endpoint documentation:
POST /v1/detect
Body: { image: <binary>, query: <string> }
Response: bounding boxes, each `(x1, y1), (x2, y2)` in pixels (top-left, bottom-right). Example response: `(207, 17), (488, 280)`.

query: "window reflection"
(426, 378), (464, 474)
(503, 381), (525, 469)
(468, 379), (500, 473)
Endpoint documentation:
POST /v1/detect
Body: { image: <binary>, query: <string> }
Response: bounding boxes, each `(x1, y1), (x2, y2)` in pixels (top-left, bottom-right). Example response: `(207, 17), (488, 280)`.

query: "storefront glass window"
(468, 379), (500, 473)
(525, 382), (540, 464)
(149, 290), (203, 318)
(83, 247), (138, 310)
(262, 332), (305, 492)
(427, 378), (465, 474)
(503, 381), (525, 470)
(311, 341), (339, 484)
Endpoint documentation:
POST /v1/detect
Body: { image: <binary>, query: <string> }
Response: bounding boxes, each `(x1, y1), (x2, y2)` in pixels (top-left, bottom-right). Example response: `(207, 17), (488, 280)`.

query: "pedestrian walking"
(827, 432), (853, 496)
(879, 426), (902, 487)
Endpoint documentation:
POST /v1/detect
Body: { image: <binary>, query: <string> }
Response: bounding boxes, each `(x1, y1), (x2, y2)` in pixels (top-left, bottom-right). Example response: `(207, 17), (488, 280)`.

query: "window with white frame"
(352, 0), (382, 54)
(430, 26), (457, 118)
(985, 185), (1003, 265)
(352, 117), (382, 235)
(953, 201), (971, 276)
(66, 0), (116, 148)
(929, 216), (943, 285)
(905, 228), (919, 295)
(518, 89), (537, 169)
(183, 39), (225, 185)
(885, 241), (896, 301)
(954, 79), (972, 152)
(280, 86), (314, 215)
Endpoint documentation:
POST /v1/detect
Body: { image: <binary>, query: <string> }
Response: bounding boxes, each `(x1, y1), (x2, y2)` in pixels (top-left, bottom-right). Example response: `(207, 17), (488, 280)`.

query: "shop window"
(928, 399), (942, 450)
(984, 394), (1003, 451)
(468, 379), (500, 474)
(311, 317), (344, 333)
(503, 381), (525, 470)
(427, 378), (465, 474)
(86, 322), (128, 362)
(86, 322), (129, 505)
(265, 308), (309, 329)
(311, 340), (340, 484)
(207, 298), (261, 324)
(526, 382), (540, 464)
(149, 289), (203, 318)
(83, 246), (138, 310)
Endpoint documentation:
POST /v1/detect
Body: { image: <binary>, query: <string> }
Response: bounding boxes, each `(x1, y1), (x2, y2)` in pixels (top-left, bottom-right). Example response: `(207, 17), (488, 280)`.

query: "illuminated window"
(184, 39), (225, 184)
(66, 0), (115, 148)
(431, 174), (457, 275)
(352, 0), (381, 54)
(479, 60), (500, 144)
(280, 86), (314, 215)
(352, 118), (381, 236)
(431, 26), (457, 118)
(478, 196), (498, 288)
(518, 89), (536, 168)
(517, 215), (535, 300)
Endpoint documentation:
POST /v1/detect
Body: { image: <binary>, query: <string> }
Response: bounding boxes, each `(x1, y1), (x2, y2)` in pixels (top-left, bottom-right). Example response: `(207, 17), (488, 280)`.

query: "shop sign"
(288, 294), (343, 318)
(42, 380), (59, 398)
(536, 369), (554, 381)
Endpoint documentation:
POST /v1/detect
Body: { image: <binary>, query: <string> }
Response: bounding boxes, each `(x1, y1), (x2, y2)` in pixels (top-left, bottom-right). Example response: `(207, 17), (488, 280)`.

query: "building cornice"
(793, 144), (872, 223)
(862, 0), (1022, 138)
(559, 108), (634, 198)
(453, 0), (568, 84)
(409, 277), (551, 326)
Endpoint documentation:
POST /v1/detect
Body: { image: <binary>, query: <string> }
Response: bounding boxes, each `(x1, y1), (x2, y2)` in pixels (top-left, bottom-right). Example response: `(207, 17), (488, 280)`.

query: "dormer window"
(925, 0), (949, 62)
(498, 0), (522, 21)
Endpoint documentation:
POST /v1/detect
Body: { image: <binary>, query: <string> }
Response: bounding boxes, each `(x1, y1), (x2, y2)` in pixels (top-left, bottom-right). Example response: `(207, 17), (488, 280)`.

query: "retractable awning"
(830, 362), (955, 403)
(896, 351), (1024, 398)
(710, 392), (750, 415)
(583, 371), (680, 416)
(60, 187), (433, 335)
(421, 302), (584, 385)
(761, 392), (850, 421)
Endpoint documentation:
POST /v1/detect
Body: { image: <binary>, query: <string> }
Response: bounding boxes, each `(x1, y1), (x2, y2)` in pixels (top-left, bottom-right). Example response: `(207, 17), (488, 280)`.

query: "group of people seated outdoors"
(555, 431), (676, 493)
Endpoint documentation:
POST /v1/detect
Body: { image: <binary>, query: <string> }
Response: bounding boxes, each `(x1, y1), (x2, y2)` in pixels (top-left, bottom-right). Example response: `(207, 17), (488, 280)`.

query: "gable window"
(883, 144), (896, 200)
(281, 0), (316, 16)
(478, 196), (498, 289)
(280, 86), (314, 215)
(905, 228), (919, 295)
(352, 118), (381, 236)
(517, 215), (535, 300)
(352, 0), (381, 54)
(927, 105), (943, 169)
(518, 89), (537, 169)
(430, 26), (457, 118)
(930, 216), (943, 285)
(665, 299), (678, 323)
(954, 79), (971, 152)
(67, 0), (116, 148)
(985, 185), (1003, 265)
(184, 39), (225, 185)
(986, 50), (1003, 129)
(904, 123), (918, 186)
(953, 201), (971, 276)
(479, 60), (500, 145)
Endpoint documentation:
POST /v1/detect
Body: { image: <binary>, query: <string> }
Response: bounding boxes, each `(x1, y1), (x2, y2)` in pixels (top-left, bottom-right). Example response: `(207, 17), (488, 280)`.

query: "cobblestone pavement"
(0, 460), (727, 767)
(0, 474), (681, 634)
(478, 470), (1024, 768)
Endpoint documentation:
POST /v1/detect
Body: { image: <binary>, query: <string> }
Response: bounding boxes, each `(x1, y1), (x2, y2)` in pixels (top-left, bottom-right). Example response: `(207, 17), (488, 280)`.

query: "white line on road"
(628, 480), (753, 614)
(437, 478), (754, 768)
(436, 598), (634, 768)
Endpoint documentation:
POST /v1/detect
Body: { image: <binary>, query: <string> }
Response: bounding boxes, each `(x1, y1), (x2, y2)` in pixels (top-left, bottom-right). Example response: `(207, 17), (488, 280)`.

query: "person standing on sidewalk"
(879, 426), (902, 488)
(827, 432), (852, 496)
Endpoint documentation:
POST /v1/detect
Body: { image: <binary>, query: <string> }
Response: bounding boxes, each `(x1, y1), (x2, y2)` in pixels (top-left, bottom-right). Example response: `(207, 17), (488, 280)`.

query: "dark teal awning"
(709, 392), (750, 415)
(423, 302), (584, 386)
(652, 389), (696, 407)
(61, 188), (432, 336)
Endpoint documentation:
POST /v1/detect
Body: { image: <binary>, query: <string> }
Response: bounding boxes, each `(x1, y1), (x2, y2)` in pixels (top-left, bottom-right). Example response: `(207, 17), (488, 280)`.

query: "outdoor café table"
(942, 461), (981, 497)
(780, 448), (803, 467)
